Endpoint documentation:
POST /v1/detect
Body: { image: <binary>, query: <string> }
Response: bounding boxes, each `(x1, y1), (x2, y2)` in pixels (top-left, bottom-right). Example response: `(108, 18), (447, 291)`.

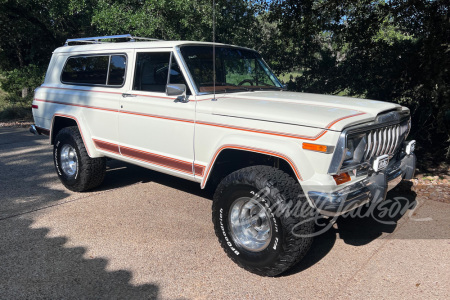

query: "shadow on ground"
(107, 160), (420, 276)
(0, 216), (159, 298)
(337, 181), (418, 246)
(0, 129), (160, 298)
(0, 127), (428, 291)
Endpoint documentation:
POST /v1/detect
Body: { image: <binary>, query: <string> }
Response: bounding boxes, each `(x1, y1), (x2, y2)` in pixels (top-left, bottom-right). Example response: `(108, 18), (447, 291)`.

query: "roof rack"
(64, 34), (161, 46)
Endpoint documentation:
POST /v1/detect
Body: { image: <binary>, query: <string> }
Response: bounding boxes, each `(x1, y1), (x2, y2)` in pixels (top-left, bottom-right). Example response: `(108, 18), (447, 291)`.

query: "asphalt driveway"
(0, 127), (449, 299)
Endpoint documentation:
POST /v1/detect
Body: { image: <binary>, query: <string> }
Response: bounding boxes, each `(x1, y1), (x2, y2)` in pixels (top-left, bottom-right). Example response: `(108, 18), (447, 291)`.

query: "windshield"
(180, 46), (283, 94)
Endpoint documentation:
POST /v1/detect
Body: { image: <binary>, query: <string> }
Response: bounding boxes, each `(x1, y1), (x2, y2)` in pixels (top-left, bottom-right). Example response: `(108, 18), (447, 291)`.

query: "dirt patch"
(0, 121), (33, 128)
(410, 177), (450, 204)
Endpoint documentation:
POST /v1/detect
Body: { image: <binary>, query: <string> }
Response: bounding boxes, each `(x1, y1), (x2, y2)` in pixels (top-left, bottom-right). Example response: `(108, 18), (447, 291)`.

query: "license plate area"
(373, 154), (389, 172)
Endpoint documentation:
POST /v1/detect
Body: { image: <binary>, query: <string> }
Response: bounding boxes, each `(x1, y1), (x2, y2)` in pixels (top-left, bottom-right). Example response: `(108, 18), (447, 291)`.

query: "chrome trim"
(105, 55), (111, 85)
(328, 114), (410, 175)
(387, 173), (402, 191)
(328, 131), (348, 174)
(65, 34), (160, 46)
(29, 125), (39, 135)
(313, 154), (410, 216)
(174, 46), (199, 95)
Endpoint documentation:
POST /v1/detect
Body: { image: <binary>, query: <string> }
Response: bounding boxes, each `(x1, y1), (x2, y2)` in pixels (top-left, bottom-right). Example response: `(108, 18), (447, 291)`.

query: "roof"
(53, 40), (255, 54)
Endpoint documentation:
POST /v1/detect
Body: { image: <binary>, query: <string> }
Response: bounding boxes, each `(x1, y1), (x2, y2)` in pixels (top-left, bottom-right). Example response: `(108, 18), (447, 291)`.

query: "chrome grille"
(364, 124), (403, 160)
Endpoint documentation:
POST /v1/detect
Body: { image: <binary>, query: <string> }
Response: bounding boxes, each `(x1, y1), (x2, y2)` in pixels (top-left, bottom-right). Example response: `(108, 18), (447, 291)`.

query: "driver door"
(118, 50), (197, 179)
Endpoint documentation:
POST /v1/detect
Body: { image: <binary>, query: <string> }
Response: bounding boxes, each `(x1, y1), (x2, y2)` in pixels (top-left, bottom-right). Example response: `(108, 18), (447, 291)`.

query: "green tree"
(264, 0), (449, 161)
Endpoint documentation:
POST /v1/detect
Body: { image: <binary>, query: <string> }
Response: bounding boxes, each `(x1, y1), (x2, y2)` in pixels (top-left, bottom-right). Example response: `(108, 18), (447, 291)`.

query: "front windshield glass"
(180, 46), (283, 94)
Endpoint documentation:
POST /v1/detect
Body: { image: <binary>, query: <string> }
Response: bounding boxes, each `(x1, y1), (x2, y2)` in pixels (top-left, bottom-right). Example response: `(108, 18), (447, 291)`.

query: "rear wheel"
(53, 126), (106, 192)
(212, 165), (314, 276)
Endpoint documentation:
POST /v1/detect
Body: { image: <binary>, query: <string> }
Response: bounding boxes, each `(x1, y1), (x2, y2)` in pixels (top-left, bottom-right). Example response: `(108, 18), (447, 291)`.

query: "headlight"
(342, 133), (367, 169)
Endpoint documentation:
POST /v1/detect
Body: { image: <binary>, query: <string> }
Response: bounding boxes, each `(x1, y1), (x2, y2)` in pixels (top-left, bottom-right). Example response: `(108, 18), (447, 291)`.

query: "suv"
(30, 34), (416, 276)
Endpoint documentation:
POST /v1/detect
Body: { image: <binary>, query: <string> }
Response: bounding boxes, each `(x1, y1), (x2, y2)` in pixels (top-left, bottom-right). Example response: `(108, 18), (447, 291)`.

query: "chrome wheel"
(229, 197), (272, 252)
(60, 144), (78, 177)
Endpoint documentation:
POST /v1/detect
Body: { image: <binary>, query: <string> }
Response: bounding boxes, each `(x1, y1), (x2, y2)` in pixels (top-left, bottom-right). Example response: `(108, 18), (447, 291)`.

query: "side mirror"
(166, 84), (186, 96)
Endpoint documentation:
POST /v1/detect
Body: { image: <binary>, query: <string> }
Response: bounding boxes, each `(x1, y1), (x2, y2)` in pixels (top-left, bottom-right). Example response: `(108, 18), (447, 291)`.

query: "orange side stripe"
(39, 99), (365, 141)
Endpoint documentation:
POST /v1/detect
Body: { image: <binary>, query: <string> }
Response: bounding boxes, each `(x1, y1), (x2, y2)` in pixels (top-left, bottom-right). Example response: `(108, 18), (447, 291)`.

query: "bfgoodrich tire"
(212, 165), (314, 276)
(53, 126), (106, 192)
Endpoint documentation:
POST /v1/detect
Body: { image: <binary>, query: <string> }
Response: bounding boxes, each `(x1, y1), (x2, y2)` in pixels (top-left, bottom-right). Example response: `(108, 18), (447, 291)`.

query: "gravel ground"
(0, 127), (449, 299)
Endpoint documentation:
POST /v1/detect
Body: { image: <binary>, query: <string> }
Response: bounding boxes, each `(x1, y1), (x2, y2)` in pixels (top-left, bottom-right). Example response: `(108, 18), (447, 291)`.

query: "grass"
(0, 89), (33, 122)
(277, 71), (302, 83)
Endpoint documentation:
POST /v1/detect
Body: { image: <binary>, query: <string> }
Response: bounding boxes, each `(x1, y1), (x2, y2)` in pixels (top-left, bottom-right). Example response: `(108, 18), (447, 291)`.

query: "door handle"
(122, 93), (137, 98)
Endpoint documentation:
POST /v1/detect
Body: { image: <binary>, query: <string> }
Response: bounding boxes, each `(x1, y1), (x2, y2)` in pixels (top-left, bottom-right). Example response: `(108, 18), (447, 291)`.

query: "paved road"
(0, 127), (449, 299)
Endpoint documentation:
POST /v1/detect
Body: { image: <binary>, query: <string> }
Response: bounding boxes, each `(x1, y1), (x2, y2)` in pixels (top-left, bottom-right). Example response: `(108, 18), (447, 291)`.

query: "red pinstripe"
(201, 145), (303, 188)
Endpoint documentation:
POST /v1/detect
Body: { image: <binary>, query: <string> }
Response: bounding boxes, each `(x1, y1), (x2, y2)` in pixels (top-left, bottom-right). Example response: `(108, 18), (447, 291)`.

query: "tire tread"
(212, 165), (314, 276)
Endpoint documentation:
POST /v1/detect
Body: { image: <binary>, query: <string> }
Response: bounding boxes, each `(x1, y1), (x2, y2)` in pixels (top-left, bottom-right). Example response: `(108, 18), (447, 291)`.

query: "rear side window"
(61, 54), (126, 86)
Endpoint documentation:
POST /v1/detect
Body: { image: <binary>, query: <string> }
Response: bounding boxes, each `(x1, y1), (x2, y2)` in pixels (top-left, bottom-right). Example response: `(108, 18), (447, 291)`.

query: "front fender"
(199, 134), (315, 188)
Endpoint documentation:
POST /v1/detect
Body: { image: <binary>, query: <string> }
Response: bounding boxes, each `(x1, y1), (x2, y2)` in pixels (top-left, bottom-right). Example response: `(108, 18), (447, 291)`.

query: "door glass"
(133, 52), (170, 92)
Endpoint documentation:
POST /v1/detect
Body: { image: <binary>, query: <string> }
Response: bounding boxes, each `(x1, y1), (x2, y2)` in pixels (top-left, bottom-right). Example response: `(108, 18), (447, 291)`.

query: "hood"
(203, 91), (403, 131)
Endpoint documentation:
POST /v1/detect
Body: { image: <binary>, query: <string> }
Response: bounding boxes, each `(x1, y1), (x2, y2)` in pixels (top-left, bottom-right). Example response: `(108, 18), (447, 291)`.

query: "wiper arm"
(225, 87), (251, 92)
(214, 87), (252, 93)
(250, 87), (284, 91)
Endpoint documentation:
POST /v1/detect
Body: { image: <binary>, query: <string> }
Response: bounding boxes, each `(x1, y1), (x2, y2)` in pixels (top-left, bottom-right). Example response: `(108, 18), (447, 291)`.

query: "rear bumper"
(29, 125), (50, 136)
(308, 150), (416, 216)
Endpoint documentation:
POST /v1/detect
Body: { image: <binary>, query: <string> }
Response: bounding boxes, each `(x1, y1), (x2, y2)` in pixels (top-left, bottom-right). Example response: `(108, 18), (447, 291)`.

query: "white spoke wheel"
(212, 165), (314, 276)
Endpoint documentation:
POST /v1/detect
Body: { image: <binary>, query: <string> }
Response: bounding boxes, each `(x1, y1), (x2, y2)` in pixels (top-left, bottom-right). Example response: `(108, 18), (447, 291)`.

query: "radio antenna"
(212, 0), (217, 101)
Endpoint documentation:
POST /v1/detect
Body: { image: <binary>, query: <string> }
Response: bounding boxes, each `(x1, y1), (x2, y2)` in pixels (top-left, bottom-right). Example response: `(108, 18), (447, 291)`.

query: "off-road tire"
(212, 165), (314, 276)
(54, 126), (106, 192)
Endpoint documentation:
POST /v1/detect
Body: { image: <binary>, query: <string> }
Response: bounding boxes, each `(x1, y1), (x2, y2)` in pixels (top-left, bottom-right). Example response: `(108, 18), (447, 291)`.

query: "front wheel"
(54, 126), (106, 192)
(212, 166), (314, 276)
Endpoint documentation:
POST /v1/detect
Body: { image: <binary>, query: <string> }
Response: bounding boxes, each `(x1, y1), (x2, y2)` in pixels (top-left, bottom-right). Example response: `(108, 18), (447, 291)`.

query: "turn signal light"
(302, 143), (330, 153)
(333, 173), (351, 185)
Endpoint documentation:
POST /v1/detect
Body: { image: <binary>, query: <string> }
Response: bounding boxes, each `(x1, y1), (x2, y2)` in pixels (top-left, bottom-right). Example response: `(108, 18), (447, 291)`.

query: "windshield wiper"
(249, 87), (284, 91)
(214, 87), (252, 93)
(225, 87), (252, 92)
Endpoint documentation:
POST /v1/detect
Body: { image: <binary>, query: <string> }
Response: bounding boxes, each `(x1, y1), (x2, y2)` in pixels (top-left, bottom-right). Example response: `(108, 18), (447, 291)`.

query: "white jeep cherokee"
(31, 34), (416, 276)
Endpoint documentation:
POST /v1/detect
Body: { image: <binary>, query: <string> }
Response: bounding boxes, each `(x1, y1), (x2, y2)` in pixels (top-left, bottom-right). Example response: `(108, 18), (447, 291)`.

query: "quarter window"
(108, 55), (127, 85)
(61, 55), (126, 86)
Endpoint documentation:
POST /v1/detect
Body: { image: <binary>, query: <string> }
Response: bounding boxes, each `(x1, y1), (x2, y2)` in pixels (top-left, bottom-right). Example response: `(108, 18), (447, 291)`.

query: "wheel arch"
(50, 114), (100, 158)
(200, 134), (313, 190)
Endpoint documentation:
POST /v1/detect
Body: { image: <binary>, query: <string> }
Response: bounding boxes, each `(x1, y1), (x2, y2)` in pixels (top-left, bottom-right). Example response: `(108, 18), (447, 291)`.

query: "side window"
(133, 52), (170, 92)
(133, 52), (190, 94)
(61, 54), (127, 86)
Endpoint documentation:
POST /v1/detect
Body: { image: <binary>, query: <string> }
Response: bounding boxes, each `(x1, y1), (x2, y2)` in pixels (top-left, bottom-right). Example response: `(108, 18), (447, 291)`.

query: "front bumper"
(308, 150), (416, 216)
